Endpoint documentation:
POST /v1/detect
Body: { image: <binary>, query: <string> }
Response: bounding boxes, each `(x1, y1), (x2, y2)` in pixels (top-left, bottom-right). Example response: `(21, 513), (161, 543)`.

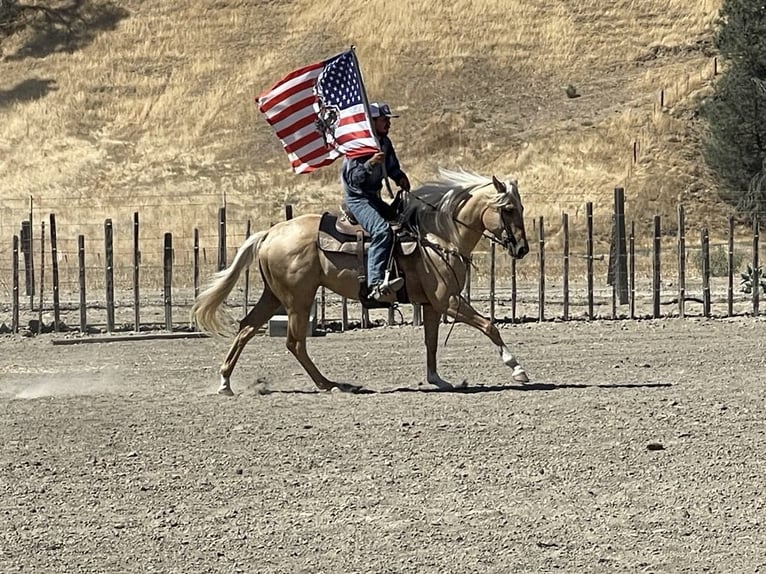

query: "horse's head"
(482, 175), (529, 259)
(405, 168), (529, 259)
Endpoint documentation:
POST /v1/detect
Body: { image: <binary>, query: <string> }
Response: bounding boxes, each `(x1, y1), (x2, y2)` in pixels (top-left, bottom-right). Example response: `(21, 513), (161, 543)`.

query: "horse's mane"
(401, 168), (516, 240)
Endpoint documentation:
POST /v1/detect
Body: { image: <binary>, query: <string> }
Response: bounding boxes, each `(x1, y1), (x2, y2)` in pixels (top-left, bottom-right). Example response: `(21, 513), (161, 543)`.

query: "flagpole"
(350, 46), (394, 198)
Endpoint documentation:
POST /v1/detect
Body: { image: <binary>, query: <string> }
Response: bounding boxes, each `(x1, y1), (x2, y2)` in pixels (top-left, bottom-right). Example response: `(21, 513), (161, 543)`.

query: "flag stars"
(318, 53), (363, 109)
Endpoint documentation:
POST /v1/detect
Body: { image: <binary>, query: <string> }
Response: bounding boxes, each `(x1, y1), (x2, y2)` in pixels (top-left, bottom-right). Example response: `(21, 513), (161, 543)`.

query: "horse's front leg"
(447, 296), (529, 383)
(422, 304), (453, 389)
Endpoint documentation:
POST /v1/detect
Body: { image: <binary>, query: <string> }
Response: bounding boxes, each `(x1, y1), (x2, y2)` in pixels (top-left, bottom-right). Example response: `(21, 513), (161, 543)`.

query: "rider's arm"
(345, 154), (377, 188)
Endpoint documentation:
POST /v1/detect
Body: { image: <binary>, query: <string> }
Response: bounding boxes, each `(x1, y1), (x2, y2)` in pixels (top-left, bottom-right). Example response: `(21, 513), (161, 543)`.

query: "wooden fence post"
(133, 212), (140, 332)
(586, 202), (594, 320)
(104, 219), (115, 332)
(629, 221), (635, 319)
(562, 213), (569, 321)
(218, 206), (227, 271)
(464, 256), (472, 304)
(511, 257), (517, 322)
(50, 214), (61, 331)
(613, 187), (628, 305)
(38, 220), (45, 334)
(537, 216), (545, 322)
(652, 215), (661, 319)
(21, 220), (33, 302)
(28, 197), (34, 307)
(164, 232), (173, 331)
(412, 304), (422, 327)
(727, 216), (734, 317)
(489, 242), (496, 323)
(244, 219), (251, 317)
(320, 287), (326, 328)
(78, 235), (87, 332)
(701, 227), (711, 317)
(12, 235), (19, 334)
(753, 217), (760, 316)
(677, 205), (686, 318)
(193, 228), (200, 298)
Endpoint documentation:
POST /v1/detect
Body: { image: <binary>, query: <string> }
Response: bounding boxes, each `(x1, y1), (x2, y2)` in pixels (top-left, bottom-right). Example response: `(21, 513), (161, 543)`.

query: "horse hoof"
(335, 382), (364, 394)
(217, 386), (234, 396)
(512, 367), (529, 383)
(427, 377), (454, 390)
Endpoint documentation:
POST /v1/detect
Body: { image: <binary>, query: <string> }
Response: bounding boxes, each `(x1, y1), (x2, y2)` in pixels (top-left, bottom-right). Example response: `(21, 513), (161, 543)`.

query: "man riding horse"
(341, 102), (411, 302)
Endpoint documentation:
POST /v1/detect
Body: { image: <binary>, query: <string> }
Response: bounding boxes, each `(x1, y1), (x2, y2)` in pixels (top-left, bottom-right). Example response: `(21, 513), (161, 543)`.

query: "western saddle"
(316, 205), (416, 308)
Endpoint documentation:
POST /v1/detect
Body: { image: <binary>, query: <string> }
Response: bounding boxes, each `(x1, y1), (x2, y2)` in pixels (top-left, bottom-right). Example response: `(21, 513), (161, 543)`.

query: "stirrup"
(379, 271), (404, 293)
(371, 285), (397, 303)
(378, 276), (404, 293)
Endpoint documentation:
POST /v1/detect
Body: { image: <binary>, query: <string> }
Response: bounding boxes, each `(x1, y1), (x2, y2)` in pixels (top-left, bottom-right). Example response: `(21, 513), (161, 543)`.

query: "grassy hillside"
(0, 0), (726, 247)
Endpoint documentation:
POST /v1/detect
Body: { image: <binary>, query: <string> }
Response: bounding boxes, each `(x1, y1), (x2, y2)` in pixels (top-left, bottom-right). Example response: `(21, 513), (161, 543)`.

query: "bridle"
(474, 202), (522, 254)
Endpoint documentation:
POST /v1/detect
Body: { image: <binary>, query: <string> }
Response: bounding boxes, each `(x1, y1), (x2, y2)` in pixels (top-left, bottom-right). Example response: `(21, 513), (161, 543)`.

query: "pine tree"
(701, 0), (766, 216)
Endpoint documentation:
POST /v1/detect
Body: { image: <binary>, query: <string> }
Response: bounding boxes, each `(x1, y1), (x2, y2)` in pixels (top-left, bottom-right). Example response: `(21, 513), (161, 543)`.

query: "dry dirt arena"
(1, 317), (765, 573)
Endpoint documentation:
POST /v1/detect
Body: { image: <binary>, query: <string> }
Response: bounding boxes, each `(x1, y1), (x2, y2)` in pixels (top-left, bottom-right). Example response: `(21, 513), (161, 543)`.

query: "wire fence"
(0, 193), (763, 335)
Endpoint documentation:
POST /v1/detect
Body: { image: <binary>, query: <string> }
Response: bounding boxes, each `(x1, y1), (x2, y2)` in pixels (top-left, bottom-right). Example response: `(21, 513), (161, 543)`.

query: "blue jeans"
(344, 191), (393, 287)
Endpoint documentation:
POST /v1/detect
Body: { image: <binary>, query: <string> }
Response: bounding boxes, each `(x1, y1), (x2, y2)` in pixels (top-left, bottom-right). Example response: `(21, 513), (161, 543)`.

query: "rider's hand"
(368, 151), (385, 166)
(397, 174), (411, 192)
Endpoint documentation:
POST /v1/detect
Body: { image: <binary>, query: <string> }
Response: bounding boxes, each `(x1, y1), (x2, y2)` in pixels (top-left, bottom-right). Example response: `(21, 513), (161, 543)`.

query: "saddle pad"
(317, 212), (363, 254)
(317, 212), (418, 256)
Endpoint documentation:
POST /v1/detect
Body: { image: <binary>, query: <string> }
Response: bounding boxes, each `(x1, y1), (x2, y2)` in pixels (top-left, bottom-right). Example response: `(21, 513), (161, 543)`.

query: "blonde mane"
(402, 168), (520, 241)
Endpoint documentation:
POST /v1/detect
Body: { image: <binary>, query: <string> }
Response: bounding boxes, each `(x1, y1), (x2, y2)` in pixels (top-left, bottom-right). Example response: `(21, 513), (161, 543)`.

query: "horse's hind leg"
(218, 287), (282, 396)
(447, 296), (529, 383)
(284, 303), (360, 393)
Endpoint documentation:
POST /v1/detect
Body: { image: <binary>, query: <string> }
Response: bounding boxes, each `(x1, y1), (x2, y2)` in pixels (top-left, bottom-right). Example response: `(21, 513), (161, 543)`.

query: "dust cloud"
(4, 373), (121, 400)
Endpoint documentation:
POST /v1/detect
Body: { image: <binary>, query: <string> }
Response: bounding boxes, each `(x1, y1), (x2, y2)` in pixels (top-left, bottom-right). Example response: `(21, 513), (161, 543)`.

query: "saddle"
(317, 211), (417, 308)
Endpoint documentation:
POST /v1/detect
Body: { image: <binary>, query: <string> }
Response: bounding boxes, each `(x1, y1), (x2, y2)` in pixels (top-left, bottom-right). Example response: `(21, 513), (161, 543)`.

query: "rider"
(341, 101), (411, 301)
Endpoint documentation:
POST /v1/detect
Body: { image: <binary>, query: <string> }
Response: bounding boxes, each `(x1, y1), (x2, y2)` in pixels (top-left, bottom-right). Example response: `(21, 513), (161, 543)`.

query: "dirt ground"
(1, 317), (765, 573)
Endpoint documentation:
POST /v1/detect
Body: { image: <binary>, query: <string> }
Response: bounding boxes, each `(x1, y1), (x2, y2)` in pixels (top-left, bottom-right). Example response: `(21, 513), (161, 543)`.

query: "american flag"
(257, 50), (379, 174)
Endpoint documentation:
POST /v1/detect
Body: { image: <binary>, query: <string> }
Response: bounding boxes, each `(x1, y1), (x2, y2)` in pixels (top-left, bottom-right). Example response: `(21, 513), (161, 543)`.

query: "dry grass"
(0, 0), (734, 265)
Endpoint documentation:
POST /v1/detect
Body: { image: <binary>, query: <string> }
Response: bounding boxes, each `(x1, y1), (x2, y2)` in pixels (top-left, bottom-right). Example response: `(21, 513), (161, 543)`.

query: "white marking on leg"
(218, 375), (234, 396)
(500, 345), (518, 368)
(500, 346), (529, 382)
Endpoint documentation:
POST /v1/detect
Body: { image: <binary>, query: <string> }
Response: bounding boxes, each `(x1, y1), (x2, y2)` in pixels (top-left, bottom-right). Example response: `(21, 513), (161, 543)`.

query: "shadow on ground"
(250, 381), (672, 396)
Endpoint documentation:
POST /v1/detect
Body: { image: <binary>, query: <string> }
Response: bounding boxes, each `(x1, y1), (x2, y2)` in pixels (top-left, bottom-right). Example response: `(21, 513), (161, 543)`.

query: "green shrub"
(695, 245), (745, 277)
(740, 264), (766, 294)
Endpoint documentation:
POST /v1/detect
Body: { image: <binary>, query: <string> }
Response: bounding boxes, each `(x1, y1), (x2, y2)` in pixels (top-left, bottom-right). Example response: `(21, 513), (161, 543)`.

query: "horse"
(191, 168), (530, 395)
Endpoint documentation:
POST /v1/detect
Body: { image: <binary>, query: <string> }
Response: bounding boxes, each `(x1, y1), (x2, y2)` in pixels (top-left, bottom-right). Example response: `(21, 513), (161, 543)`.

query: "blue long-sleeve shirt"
(341, 135), (405, 197)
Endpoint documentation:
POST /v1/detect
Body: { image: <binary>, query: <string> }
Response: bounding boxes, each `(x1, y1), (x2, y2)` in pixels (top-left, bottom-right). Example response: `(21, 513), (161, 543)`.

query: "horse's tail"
(191, 230), (269, 336)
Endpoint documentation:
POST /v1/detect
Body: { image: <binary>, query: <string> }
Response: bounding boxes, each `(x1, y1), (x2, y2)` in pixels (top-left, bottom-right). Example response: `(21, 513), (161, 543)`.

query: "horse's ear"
(491, 175), (506, 192)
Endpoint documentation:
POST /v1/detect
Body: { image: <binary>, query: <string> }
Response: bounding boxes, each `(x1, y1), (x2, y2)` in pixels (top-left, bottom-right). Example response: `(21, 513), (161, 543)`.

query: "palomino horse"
(191, 169), (529, 395)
